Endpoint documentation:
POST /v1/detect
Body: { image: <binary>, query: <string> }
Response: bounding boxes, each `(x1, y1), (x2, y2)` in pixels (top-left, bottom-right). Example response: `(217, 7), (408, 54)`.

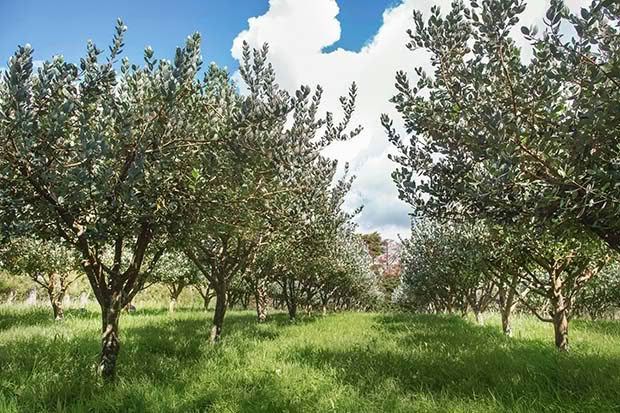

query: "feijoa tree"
(0, 21), (231, 379)
(149, 251), (202, 313)
(491, 225), (611, 350)
(184, 42), (360, 339)
(384, 0), (620, 250)
(0, 236), (82, 320)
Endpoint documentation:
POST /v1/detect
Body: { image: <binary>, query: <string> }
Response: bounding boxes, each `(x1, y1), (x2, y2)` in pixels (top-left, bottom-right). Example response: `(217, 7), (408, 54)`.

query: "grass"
(1, 307), (620, 412)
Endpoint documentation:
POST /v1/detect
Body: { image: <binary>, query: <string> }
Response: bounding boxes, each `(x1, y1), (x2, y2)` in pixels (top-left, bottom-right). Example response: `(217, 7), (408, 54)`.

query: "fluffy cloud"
(231, 0), (587, 240)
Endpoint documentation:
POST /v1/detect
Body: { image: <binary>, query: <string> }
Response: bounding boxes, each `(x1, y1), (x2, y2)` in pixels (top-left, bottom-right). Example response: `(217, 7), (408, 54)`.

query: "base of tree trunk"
(99, 306), (121, 380)
(52, 302), (65, 321)
(553, 315), (569, 351)
(211, 289), (227, 344)
(474, 312), (484, 326)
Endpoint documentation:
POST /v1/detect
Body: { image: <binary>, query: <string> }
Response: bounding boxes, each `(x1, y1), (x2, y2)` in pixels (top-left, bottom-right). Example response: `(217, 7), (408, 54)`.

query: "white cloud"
(231, 0), (588, 241)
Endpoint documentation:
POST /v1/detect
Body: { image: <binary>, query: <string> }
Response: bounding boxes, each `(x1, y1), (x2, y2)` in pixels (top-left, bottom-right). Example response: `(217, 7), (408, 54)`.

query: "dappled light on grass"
(1, 308), (620, 412)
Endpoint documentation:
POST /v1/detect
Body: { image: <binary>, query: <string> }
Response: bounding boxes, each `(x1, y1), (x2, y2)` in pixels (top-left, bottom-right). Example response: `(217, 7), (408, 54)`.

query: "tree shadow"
(0, 306), (54, 330)
(0, 309), (287, 412)
(287, 313), (620, 411)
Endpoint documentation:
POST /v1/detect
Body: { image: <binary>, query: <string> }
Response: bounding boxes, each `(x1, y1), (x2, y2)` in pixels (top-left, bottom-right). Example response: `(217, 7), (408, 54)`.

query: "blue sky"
(0, 0), (401, 72)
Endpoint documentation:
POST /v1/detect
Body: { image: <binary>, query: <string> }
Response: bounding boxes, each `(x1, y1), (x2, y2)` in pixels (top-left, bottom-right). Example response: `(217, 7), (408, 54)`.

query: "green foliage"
(384, 0), (620, 250)
(361, 232), (385, 259)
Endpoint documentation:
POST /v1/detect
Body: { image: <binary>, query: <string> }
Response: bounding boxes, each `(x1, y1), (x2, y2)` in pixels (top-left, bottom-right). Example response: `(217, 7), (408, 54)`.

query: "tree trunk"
(287, 299), (297, 322)
(47, 288), (66, 321)
(498, 276), (520, 337)
(168, 284), (185, 314)
(255, 280), (268, 323)
(551, 293), (569, 351)
(211, 287), (227, 344)
(474, 311), (484, 326)
(99, 296), (122, 380)
(52, 296), (65, 321)
(6, 289), (16, 305)
(203, 295), (211, 311)
(501, 305), (513, 337)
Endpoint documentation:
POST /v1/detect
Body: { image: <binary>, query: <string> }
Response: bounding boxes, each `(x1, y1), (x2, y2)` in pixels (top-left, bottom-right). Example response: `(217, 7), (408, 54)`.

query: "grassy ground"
(1, 307), (619, 413)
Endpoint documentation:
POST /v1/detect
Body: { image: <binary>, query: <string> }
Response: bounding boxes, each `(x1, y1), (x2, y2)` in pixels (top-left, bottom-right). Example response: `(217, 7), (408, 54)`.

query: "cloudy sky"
(1, 0), (586, 240)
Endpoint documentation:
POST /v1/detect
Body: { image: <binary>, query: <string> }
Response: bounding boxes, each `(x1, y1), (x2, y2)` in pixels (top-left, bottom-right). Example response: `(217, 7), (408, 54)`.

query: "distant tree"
(149, 251), (201, 313)
(361, 232), (385, 260)
(0, 237), (81, 320)
(397, 219), (496, 323)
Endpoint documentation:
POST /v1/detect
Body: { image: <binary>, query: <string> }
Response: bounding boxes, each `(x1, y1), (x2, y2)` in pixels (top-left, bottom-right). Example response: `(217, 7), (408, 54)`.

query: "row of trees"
(387, 0), (620, 350)
(394, 220), (618, 340)
(0, 20), (381, 379)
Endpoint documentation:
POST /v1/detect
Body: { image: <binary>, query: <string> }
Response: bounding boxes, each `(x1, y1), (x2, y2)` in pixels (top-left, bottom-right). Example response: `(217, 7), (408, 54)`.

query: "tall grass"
(1, 307), (619, 412)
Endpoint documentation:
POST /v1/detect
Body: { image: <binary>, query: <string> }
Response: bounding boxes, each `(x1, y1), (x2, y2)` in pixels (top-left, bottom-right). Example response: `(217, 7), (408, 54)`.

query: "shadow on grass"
(0, 309), (288, 412)
(288, 313), (620, 411)
(0, 307), (103, 331)
(0, 306), (54, 330)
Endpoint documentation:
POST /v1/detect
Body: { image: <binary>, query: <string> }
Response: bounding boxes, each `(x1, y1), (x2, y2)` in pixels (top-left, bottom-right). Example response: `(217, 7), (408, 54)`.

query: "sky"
(1, 0), (587, 240)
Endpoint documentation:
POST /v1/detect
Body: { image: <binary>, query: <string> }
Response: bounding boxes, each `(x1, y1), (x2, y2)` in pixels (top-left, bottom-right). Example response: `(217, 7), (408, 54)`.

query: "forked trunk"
(211, 287), (227, 344)
(99, 296), (122, 380)
(203, 295), (211, 311)
(498, 276), (519, 337)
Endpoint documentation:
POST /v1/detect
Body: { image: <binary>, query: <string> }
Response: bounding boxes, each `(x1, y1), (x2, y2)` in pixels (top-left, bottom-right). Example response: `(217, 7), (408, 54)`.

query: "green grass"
(1, 307), (620, 412)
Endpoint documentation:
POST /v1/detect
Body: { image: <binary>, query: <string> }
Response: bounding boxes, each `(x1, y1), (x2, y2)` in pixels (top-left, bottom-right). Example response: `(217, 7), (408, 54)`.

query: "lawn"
(1, 307), (619, 412)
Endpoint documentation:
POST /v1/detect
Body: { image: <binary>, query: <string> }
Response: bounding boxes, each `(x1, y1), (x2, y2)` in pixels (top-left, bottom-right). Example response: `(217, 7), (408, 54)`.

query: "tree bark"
(255, 280), (268, 323)
(551, 293), (569, 351)
(203, 295), (211, 311)
(211, 286), (227, 344)
(497, 275), (521, 337)
(287, 299), (297, 322)
(501, 304), (513, 337)
(99, 295), (122, 380)
(474, 311), (484, 326)
(47, 287), (66, 321)
(169, 297), (177, 314)
(51, 295), (65, 321)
